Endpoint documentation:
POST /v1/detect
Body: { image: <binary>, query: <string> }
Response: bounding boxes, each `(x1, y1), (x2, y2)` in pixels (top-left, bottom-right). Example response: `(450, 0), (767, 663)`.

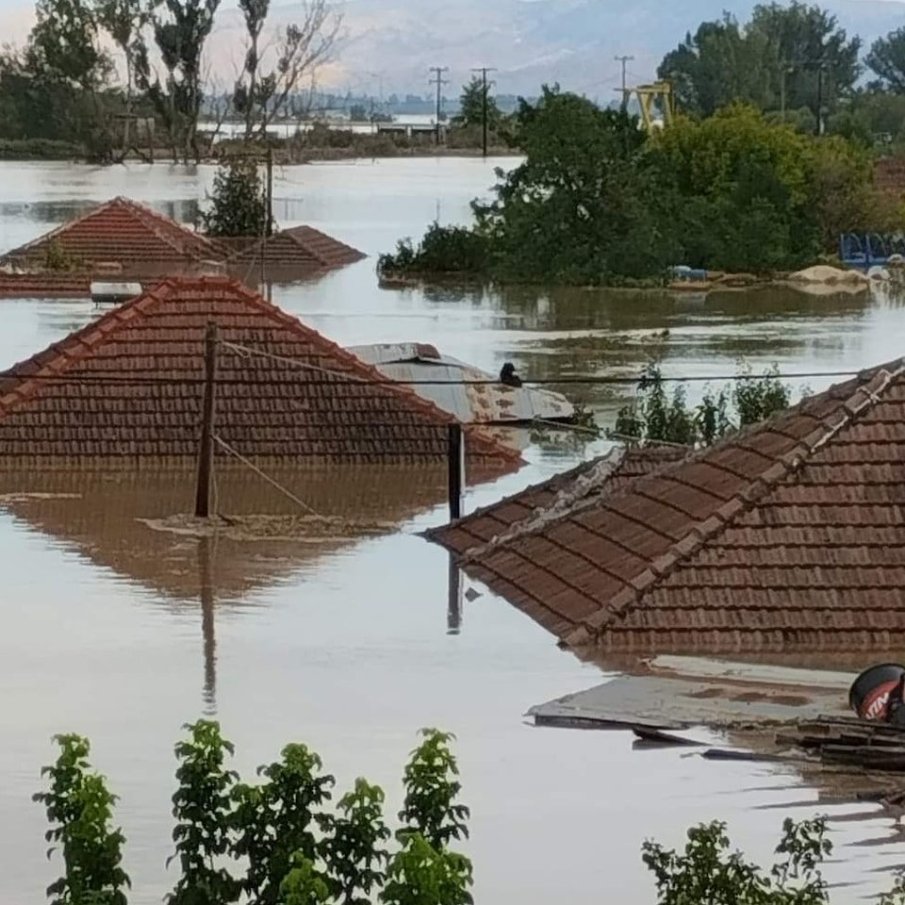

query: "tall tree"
(453, 75), (501, 129)
(657, 2), (860, 122)
(866, 28), (905, 93)
(748, 2), (860, 121)
(134, 0), (220, 162)
(93, 0), (151, 151)
(232, 0), (340, 140)
(658, 15), (773, 117)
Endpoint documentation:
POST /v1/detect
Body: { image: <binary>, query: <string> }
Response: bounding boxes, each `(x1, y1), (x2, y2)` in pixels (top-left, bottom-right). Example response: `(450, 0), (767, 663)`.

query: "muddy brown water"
(0, 158), (901, 903)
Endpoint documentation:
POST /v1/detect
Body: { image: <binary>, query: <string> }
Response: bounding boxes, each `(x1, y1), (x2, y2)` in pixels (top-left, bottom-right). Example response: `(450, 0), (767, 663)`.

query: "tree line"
(0, 0), (339, 162)
(659, 0), (905, 148)
(379, 87), (898, 284)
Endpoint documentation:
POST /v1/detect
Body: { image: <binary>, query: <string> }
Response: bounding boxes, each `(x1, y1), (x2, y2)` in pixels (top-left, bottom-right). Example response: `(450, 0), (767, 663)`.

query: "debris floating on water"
(140, 513), (399, 543)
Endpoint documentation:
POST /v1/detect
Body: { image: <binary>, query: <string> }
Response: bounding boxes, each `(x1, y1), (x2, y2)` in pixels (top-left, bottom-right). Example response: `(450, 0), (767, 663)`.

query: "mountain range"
(3, 0), (905, 95)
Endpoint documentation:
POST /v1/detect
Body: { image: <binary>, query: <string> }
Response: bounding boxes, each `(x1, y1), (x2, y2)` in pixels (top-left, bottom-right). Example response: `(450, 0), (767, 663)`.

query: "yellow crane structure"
(622, 81), (676, 130)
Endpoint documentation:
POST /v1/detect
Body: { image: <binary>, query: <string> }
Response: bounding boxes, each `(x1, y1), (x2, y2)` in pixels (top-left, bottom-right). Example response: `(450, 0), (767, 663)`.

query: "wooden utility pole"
(429, 66), (449, 145)
(615, 55), (634, 110)
(472, 67), (497, 158)
(447, 423), (464, 520)
(265, 146), (274, 237)
(194, 322), (219, 518)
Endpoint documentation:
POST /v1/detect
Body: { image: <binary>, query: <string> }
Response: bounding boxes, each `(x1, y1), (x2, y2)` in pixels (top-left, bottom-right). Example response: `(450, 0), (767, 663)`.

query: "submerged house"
(221, 226), (366, 283)
(428, 360), (905, 654)
(0, 198), (366, 296)
(0, 276), (520, 473)
(347, 343), (575, 425)
(0, 197), (224, 284)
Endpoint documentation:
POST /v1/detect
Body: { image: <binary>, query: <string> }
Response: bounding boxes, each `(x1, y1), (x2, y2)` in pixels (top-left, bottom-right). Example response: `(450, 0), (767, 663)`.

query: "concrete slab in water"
(529, 674), (850, 731)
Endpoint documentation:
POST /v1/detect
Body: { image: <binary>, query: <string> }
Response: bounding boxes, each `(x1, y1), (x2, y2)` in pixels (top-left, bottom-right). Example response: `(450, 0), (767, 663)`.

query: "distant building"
(429, 361), (905, 653)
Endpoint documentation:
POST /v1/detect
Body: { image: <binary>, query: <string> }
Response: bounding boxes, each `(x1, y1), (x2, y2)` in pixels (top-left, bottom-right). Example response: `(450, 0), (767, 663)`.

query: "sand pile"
(788, 265), (870, 285)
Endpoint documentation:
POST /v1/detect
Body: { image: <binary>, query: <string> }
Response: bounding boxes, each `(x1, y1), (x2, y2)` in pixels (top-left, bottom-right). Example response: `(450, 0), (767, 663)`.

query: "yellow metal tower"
(622, 81), (675, 130)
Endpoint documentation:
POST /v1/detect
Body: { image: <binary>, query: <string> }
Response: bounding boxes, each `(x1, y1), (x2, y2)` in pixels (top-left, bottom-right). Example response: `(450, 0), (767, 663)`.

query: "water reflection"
(447, 553), (462, 636)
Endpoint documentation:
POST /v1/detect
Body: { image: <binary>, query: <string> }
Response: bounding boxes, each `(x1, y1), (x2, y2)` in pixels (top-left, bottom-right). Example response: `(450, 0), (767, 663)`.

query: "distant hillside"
(4, 0), (905, 96)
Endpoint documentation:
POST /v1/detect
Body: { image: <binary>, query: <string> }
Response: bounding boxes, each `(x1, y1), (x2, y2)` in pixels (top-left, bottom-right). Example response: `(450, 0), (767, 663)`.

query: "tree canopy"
(658, 2), (861, 123)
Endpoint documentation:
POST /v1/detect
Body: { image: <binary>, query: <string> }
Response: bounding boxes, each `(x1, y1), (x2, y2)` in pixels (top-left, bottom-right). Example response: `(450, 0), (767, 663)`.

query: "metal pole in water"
(195, 322), (219, 518)
(447, 422), (464, 520)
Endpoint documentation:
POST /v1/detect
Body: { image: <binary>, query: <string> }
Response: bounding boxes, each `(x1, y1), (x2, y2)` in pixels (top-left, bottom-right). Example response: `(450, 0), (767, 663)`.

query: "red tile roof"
(0, 197), (224, 273)
(428, 363), (905, 653)
(223, 226), (366, 274)
(0, 276), (522, 468)
(0, 273), (92, 297)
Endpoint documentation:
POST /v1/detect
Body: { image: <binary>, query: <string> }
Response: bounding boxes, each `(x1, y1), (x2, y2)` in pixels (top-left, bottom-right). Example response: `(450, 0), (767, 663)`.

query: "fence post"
(194, 322), (219, 518)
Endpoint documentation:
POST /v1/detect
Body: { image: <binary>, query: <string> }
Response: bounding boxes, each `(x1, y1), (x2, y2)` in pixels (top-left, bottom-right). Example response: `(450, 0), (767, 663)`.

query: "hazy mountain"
(3, 0), (905, 96)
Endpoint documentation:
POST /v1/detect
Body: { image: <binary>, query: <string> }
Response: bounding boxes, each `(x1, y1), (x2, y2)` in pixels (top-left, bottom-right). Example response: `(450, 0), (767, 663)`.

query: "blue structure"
(839, 233), (905, 269)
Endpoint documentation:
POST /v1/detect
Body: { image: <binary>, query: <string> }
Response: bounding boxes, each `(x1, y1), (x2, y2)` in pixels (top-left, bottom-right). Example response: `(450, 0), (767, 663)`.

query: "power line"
(428, 66), (449, 145)
(0, 365), (866, 388)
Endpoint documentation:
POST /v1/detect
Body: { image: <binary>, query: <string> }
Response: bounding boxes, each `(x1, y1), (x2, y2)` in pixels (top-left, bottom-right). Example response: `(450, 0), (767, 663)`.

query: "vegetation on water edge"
(379, 90), (901, 286)
(614, 362), (795, 447)
(32, 727), (905, 903)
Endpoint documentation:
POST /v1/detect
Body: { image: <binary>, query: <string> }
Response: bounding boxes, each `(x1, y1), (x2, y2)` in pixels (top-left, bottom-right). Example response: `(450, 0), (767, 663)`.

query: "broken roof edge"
(423, 443), (689, 555)
(0, 276), (522, 466)
(563, 359), (905, 648)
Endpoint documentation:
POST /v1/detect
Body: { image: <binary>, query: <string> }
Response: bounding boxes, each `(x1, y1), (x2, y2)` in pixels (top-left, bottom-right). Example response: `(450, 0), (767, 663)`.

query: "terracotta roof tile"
(0, 276), (522, 469)
(222, 226), (366, 279)
(427, 359), (905, 653)
(1, 198), (223, 275)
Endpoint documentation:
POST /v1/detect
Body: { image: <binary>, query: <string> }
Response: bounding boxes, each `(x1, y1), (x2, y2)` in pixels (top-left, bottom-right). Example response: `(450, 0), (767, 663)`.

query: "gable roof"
(427, 362), (905, 653)
(223, 225), (366, 272)
(0, 197), (224, 270)
(0, 276), (522, 468)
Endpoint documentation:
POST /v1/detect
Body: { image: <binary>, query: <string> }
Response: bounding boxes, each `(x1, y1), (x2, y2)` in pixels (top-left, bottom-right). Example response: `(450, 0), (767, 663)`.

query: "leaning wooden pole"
(194, 322), (219, 518)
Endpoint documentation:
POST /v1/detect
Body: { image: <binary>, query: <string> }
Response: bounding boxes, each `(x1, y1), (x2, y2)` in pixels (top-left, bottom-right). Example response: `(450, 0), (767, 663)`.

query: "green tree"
(867, 28), (905, 94)
(748, 2), (861, 123)
(658, 16), (774, 117)
(34, 734), (130, 905)
(321, 778), (391, 905)
(648, 104), (819, 272)
(658, 3), (861, 123)
(644, 818), (832, 904)
(380, 835), (473, 905)
(472, 86), (674, 284)
(200, 157), (270, 237)
(167, 720), (240, 905)
(133, 0), (220, 162)
(453, 75), (501, 130)
(232, 743), (335, 905)
(279, 855), (332, 905)
(398, 729), (469, 850)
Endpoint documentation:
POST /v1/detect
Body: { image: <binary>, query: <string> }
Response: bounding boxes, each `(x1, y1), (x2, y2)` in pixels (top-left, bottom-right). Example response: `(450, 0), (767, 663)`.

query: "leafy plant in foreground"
(398, 729), (470, 850)
(34, 733), (130, 905)
(321, 778), (391, 904)
(643, 817), (832, 905)
(380, 834), (473, 905)
(167, 720), (240, 905)
(233, 743), (335, 905)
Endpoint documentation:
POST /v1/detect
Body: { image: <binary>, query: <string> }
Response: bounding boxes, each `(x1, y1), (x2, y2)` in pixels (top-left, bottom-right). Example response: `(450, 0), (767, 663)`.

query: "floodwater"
(0, 158), (902, 903)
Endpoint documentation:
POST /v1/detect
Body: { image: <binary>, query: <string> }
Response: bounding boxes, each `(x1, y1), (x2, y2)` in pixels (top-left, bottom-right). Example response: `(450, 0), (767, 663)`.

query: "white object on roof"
(348, 342), (575, 425)
(90, 281), (142, 303)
